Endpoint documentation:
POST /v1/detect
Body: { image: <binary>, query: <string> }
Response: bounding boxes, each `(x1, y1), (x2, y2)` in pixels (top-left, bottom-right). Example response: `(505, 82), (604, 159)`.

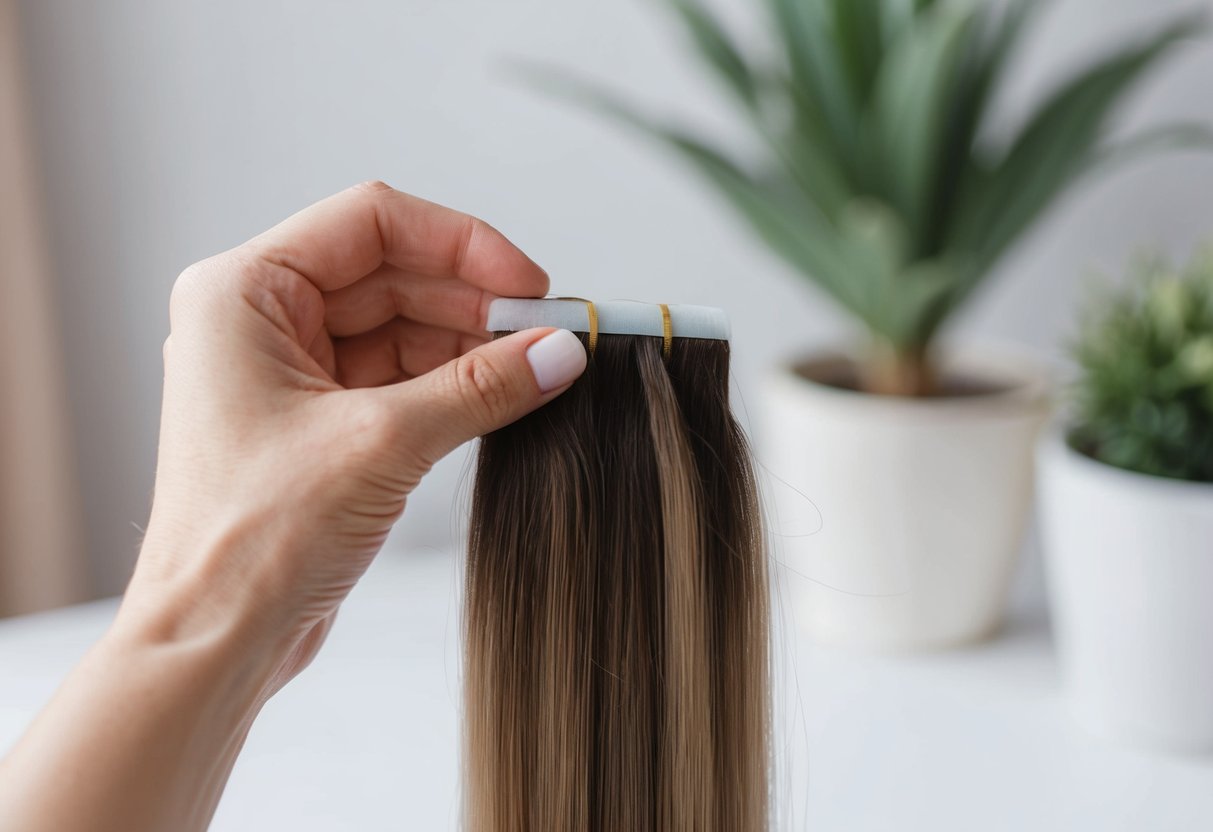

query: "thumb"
(386, 327), (587, 464)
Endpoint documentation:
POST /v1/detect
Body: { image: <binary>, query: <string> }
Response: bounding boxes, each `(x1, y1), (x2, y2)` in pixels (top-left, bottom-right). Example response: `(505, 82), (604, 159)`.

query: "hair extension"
(465, 329), (770, 831)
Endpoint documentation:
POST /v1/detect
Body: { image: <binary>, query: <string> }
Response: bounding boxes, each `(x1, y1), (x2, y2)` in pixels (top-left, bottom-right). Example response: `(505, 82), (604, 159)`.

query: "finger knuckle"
(452, 216), (481, 277)
(338, 397), (402, 466)
(353, 179), (394, 195)
(168, 264), (211, 326)
(452, 353), (511, 426)
(359, 396), (403, 443)
(169, 255), (250, 322)
(169, 262), (205, 306)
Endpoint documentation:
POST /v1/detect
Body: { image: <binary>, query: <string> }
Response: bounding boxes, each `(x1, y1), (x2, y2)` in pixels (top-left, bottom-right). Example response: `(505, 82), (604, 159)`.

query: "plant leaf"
(514, 2), (1211, 366)
(950, 15), (1207, 278)
(514, 66), (878, 320)
(868, 4), (977, 247)
(672, 142), (874, 323)
(660, 0), (757, 105)
(927, 0), (1041, 252)
(765, 0), (861, 169)
(777, 101), (854, 219)
(829, 0), (885, 103)
(885, 259), (960, 347)
(881, 0), (938, 45)
(957, 0), (1041, 138)
(836, 198), (910, 339)
(696, 162), (895, 329)
(1085, 122), (1213, 176)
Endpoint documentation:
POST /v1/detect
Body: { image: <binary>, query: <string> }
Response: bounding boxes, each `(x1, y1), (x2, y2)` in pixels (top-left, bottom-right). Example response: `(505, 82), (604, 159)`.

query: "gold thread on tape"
(554, 296), (598, 355)
(658, 303), (673, 360)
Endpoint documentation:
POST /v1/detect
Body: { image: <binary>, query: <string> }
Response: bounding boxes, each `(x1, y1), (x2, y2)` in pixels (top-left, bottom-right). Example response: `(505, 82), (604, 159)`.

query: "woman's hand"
(130, 180), (585, 683)
(0, 183), (587, 831)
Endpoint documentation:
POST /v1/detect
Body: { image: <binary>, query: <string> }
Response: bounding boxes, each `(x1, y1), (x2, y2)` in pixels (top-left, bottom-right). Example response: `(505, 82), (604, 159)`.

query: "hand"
(0, 183), (587, 832)
(128, 181), (587, 685)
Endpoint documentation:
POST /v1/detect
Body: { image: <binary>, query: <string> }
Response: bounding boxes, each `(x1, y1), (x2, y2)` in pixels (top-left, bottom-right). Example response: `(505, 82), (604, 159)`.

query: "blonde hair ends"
(465, 333), (770, 831)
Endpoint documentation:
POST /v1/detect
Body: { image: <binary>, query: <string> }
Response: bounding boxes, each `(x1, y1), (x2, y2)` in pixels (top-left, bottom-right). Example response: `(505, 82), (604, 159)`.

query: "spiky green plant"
(525, 0), (1210, 395)
(1070, 248), (1213, 482)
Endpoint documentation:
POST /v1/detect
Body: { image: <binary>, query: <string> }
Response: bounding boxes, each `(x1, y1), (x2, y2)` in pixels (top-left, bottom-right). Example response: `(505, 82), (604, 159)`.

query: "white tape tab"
(487, 298), (730, 341)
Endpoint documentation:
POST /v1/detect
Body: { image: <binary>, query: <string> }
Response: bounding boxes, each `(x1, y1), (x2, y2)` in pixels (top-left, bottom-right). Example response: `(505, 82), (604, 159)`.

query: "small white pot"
(1038, 431), (1213, 753)
(758, 345), (1050, 650)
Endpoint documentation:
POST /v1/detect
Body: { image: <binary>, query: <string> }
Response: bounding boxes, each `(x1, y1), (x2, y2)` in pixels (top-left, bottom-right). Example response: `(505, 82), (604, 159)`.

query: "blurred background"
(3, 0), (1212, 617)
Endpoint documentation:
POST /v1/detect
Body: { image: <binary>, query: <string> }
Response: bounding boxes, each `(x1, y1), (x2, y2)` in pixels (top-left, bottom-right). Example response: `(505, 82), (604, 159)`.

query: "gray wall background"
(16, 0), (1213, 600)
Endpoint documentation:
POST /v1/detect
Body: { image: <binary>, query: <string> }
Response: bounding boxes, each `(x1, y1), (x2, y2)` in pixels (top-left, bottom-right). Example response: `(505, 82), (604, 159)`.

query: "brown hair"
(465, 332), (770, 831)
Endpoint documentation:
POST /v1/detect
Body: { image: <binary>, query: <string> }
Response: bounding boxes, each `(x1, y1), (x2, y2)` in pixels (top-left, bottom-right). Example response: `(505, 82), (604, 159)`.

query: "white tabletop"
(1, 552), (1210, 831)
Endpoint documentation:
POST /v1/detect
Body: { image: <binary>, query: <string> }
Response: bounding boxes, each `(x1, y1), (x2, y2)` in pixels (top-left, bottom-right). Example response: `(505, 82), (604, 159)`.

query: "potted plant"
(526, 0), (1210, 649)
(1039, 250), (1213, 753)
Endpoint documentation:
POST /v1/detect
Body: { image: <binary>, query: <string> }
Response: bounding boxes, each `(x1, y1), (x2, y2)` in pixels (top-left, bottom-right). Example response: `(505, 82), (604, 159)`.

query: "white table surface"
(2, 552), (1210, 831)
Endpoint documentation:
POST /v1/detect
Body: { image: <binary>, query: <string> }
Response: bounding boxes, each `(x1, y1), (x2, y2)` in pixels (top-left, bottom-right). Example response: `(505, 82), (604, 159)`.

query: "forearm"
(0, 578), (281, 831)
(0, 183), (566, 829)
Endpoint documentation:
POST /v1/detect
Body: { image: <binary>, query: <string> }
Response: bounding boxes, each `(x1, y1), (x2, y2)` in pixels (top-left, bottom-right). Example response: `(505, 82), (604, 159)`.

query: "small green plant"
(1070, 249), (1213, 482)
(524, 0), (1210, 395)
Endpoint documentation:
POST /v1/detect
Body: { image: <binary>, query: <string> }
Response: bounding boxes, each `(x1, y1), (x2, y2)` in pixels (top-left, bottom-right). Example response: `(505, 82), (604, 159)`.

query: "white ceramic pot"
(758, 345), (1050, 651)
(1038, 431), (1213, 753)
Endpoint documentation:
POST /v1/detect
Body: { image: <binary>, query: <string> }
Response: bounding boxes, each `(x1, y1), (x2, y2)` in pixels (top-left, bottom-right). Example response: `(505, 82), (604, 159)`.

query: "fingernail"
(526, 329), (587, 393)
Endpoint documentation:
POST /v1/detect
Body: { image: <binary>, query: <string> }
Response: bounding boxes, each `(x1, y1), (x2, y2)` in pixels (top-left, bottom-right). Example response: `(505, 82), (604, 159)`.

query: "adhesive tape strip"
(487, 298), (731, 341)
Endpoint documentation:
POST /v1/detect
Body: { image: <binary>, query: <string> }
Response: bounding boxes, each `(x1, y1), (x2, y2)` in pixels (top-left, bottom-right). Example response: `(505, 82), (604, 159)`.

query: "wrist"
(0, 591), (278, 832)
(106, 588), (283, 722)
(117, 524), (302, 704)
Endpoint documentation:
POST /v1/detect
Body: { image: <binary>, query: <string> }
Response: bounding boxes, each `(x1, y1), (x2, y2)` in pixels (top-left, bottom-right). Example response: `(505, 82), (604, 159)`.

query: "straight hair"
(465, 332), (770, 831)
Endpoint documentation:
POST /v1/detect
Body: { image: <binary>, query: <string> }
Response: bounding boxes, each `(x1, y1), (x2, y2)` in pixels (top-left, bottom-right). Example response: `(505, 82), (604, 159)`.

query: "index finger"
(239, 181), (550, 297)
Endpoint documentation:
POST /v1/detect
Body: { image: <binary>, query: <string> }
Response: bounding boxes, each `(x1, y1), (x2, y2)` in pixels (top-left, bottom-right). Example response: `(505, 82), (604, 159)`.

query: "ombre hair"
(465, 331), (770, 831)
